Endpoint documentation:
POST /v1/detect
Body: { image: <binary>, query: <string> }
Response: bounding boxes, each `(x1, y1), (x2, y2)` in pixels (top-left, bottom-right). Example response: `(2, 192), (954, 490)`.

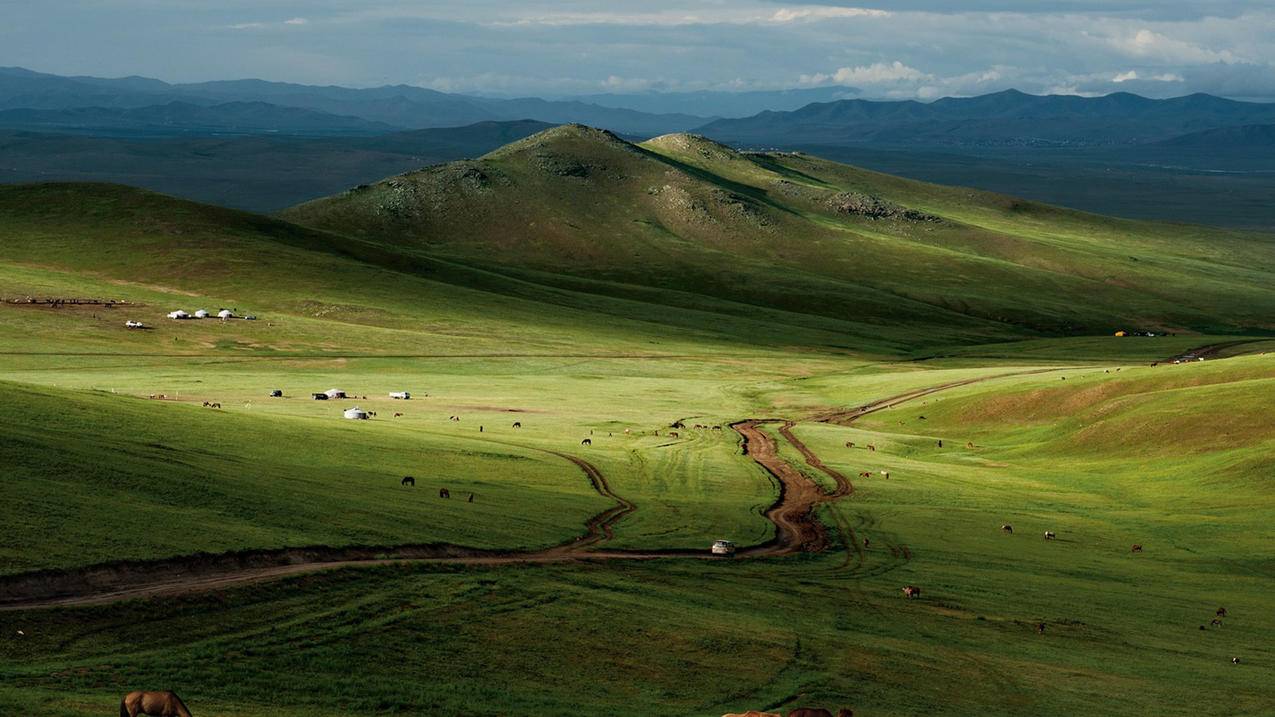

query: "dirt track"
(0, 371), (1051, 611)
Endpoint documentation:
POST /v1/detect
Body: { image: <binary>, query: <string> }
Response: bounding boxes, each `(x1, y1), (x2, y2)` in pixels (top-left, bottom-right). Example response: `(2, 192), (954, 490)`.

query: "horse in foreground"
(121, 690), (192, 717)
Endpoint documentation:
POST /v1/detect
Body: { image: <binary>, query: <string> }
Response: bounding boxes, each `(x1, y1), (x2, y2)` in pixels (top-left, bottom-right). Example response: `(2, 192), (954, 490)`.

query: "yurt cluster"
(167, 308), (256, 320)
(297, 388), (413, 420)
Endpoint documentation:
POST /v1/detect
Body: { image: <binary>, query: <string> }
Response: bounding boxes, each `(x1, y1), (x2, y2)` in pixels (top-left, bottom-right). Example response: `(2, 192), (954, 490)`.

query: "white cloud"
(1106, 28), (1243, 63)
(283, 18), (309, 26)
(1113, 70), (1139, 82)
(801, 61), (930, 86)
(770, 7), (890, 23)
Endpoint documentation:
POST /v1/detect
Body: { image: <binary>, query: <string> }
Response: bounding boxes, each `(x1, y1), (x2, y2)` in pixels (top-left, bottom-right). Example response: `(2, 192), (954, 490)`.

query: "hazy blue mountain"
(557, 86), (860, 118)
(697, 89), (1275, 147)
(0, 67), (709, 135)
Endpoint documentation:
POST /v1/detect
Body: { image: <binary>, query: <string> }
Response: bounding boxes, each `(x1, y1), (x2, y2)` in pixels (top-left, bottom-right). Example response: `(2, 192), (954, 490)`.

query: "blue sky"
(2, 1), (1273, 100)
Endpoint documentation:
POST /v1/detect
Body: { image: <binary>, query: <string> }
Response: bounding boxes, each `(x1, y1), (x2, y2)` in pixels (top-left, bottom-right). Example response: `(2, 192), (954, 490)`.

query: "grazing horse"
(1211, 618), (1223, 627)
(468, 493), (474, 503)
(902, 585), (921, 599)
(512, 421), (521, 428)
(1001, 524), (1013, 534)
(1044, 531), (1056, 540)
(712, 425), (723, 431)
(862, 537), (870, 549)
(401, 476), (415, 487)
(1037, 622), (1047, 635)
(1131, 544), (1143, 553)
(439, 488), (450, 499)
(845, 441), (855, 449)
(867, 444), (876, 452)
(669, 432), (679, 438)
(1233, 657), (1241, 665)
(581, 438), (592, 446)
(858, 472), (872, 479)
(966, 441), (975, 449)
(937, 439), (943, 448)
(788, 709), (835, 717)
(1217, 607), (1228, 618)
(120, 691), (192, 717)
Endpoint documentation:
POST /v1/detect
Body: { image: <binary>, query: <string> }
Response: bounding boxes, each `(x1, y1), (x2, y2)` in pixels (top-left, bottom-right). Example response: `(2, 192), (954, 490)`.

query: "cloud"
(801, 61), (930, 86)
(283, 18), (309, 26)
(227, 17), (309, 31)
(1105, 28), (1244, 63)
(1112, 70), (1185, 82)
(769, 7), (891, 23)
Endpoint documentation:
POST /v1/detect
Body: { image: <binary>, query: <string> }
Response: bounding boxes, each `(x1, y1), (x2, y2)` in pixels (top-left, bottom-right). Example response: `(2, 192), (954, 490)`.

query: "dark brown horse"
(902, 585), (921, 599)
(439, 487), (450, 499)
(120, 691), (192, 717)
(401, 476), (415, 487)
(1131, 544), (1143, 553)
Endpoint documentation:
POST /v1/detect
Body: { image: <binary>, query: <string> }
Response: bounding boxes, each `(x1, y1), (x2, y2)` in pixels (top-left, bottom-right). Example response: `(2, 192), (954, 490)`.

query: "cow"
(1044, 531), (1056, 540)
(1131, 544), (1143, 553)
(581, 438), (592, 446)
(1001, 524), (1013, 534)
(439, 488), (450, 499)
(401, 476), (415, 487)
(120, 691), (193, 717)
(902, 585), (921, 599)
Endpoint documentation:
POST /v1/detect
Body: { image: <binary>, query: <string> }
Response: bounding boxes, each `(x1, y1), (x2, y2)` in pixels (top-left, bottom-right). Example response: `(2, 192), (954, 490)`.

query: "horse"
(1233, 657), (1242, 665)
(120, 691), (192, 717)
(1217, 607), (1228, 618)
(788, 709), (835, 717)
(722, 712), (782, 717)
(712, 425), (723, 431)
(581, 438), (592, 446)
(1036, 622), (1047, 635)
(394, 413), (403, 418)
(1211, 618), (1223, 627)
(439, 488), (450, 499)
(937, 439), (943, 448)
(468, 493), (474, 503)
(669, 432), (679, 438)
(862, 537), (870, 549)
(966, 441), (975, 449)
(1001, 524), (1013, 534)
(845, 441), (855, 449)
(867, 444), (876, 452)
(880, 471), (890, 479)
(1044, 531), (1056, 540)
(902, 585), (921, 599)
(1131, 544), (1143, 553)
(858, 472), (872, 479)
(401, 476), (415, 487)
(512, 421), (521, 428)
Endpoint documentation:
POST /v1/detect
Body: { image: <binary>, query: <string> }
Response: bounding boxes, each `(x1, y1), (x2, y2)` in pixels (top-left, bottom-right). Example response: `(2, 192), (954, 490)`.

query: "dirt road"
(0, 371), (1045, 611)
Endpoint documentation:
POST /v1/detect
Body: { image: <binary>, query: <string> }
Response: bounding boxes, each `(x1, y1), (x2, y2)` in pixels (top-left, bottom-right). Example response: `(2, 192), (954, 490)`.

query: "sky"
(2, 1), (1274, 100)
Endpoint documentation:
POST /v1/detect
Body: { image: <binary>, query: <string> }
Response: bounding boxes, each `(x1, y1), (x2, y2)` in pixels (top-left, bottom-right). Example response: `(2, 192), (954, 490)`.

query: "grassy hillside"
(283, 126), (1275, 346)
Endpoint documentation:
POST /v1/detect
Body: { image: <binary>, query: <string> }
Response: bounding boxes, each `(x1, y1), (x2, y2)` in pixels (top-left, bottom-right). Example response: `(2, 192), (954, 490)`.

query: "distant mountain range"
(1155, 123), (1275, 147)
(0, 67), (709, 136)
(697, 89), (1275, 147)
(5, 68), (1275, 149)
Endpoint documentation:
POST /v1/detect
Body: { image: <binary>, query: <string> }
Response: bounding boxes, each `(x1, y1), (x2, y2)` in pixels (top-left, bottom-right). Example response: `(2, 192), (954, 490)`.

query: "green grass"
(2, 131), (1275, 715)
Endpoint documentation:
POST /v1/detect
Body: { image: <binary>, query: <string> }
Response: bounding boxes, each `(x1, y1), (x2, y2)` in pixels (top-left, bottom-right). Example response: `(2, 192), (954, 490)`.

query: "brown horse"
(1001, 524), (1013, 534)
(1131, 544), (1143, 553)
(401, 476), (415, 487)
(439, 488), (450, 499)
(902, 585), (921, 599)
(120, 691), (192, 717)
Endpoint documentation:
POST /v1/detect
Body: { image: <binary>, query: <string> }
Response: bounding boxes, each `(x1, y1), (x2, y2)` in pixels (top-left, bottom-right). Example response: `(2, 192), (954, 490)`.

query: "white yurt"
(193, 309), (210, 319)
(167, 310), (189, 320)
(389, 391), (411, 400)
(217, 309), (234, 319)
(343, 407), (369, 420)
(325, 388), (346, 399)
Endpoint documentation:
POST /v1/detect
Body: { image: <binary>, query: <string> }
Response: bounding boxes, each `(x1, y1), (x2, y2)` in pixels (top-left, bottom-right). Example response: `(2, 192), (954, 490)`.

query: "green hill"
(283, 125), (1275, 346)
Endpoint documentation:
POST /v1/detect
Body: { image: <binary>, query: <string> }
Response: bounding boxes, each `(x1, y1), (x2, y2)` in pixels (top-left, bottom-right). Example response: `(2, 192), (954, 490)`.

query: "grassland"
(1, 127), (1274, 715)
